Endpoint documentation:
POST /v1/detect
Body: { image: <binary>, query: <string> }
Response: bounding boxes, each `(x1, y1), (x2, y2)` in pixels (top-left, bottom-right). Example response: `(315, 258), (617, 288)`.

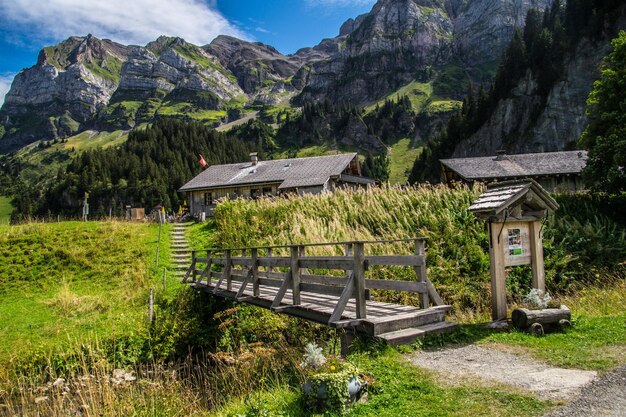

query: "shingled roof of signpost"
(468, 179), (559, 218)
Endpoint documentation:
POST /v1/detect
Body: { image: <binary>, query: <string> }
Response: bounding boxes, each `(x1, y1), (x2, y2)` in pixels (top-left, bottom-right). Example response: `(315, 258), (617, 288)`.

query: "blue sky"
(0, 0), (377, 105)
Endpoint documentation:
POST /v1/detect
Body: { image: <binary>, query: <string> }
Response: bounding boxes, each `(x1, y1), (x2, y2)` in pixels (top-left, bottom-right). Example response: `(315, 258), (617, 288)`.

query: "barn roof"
(441, 151), (587, 181)
(180, 153), (362, 192)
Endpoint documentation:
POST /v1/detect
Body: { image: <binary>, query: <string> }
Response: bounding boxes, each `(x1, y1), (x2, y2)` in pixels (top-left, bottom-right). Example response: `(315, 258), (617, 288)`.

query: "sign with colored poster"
(503, 222), (531, 266)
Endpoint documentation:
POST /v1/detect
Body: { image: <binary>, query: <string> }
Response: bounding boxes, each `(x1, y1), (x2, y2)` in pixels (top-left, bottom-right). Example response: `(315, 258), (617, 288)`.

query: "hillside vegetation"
(0, 221), (162, 370)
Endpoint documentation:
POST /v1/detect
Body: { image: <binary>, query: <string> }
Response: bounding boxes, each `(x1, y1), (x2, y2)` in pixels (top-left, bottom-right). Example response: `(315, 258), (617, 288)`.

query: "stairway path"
(170, 223), (192, 279)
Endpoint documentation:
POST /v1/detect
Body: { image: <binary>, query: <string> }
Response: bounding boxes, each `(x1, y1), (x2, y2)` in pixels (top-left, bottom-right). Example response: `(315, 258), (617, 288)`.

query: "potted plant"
(512, 289), (571, 335)
(300, 343), (363, 412)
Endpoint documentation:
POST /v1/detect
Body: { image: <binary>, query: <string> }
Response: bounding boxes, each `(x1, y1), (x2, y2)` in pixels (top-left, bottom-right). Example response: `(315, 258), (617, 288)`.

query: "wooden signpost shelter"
(468, 180), (559, 321)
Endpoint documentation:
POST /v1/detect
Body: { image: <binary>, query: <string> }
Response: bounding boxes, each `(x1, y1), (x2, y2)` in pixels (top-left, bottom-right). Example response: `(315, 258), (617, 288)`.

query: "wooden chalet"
(180, 153), (375, 216)
(440, 150), (588, 192)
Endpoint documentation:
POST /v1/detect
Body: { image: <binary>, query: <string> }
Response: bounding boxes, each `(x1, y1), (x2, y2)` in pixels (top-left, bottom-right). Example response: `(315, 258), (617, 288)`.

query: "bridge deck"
(185, 238), (457, 344)
(190, 279), (453, 338)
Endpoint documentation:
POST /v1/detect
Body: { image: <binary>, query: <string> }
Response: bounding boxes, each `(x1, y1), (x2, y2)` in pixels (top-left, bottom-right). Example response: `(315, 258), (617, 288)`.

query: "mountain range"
(0, 0), (555, 152)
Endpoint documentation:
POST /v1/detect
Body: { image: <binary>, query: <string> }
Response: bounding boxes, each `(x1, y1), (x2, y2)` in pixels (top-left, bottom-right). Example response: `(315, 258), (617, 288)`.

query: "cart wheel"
(530, 323), (544, 336)
(558, 319), (571, 330)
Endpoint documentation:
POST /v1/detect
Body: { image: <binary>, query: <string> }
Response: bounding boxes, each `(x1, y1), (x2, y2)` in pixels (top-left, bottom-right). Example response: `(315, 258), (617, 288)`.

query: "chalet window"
(204, 192), (213, 206)
(262, 187), (272, 195)
(250, 188), (259, 199)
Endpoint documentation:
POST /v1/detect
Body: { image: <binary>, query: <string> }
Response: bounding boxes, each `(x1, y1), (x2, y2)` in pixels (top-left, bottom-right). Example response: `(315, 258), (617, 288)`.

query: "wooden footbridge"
(183, 238), (457, 346)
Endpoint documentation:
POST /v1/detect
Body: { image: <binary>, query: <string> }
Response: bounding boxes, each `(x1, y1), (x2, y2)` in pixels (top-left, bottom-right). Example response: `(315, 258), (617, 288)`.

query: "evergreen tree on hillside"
(408, 0), (620, 184)
(579, 31), (626, 193)
(35, 119), (258, 217)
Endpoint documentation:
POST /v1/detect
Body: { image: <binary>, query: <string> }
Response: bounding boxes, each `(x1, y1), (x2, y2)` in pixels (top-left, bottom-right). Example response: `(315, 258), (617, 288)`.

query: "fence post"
(415, 239), (429, 309)
(224, 249), (232, 291)
(291, 246), (301, 305)
(148, 288), (154, 323)
(155, 246), (159, 270)
(163, 267), (167, 290)
(191, 250), (197, 283)
(267, 247), (273, 273)
(252, 248), (259, 296)
(353, 241), (366, 319)
(206, 250), (212, 285)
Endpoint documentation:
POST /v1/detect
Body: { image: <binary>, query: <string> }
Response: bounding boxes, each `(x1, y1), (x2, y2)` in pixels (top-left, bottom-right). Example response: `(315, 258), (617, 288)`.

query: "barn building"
(440, 150), (588, 192)
(180, 153), (374, 216)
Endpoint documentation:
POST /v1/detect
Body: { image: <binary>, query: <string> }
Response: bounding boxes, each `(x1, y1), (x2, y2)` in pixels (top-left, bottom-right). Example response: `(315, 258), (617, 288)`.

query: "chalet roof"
(441, 151), (587, 181)
(468, 179), (559, 217)
(179, 153), (360, 192)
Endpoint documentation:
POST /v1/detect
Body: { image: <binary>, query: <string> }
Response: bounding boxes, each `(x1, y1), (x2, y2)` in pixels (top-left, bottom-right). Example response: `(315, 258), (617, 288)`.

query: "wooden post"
(340, 330), (355, 357)
(224, 249), (232, 291)
(299, 245), (309, 275)
(266, 247), (273, 273)
(148, 288), (154, 323)
(353, 242), (366, 319)
(489, 222), (507, 321)
(206, 250), (212, 285)
(415, 239), (429, 309)
(163, 267), (167, 290)
(291, 246), (301, 305)
(191, 250), (197, 283)
(155, 246), (159, 270)
(251, 248), (259, 296)
(529, 220), (546, 291)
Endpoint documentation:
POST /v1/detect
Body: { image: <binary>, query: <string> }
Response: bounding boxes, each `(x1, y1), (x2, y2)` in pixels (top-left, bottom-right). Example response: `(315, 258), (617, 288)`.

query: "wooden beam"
(414, 240), (429, 309)
(257, 257), (291, 268)
(529, 220), (546, 291)
(365, 279), (426, 293)
(329, 273), (355, 323)
(353, 242), (367, 319)
(365, 255), (425, 267)
(271, 271), (293, 308)
(489, 221), (507, 320)
(291, 246), (301, 305)
(298, 257), (355, 270)
(224, 249), (233, 292)
(251, 248), (260, 297)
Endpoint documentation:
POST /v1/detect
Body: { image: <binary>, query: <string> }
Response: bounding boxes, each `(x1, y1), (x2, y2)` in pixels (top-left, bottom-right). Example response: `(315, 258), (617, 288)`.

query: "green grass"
(0, 221), (171, 373)
(365, 81), (433, 113)
(427, 100), (463, 114)
(214, 348), (549, 417)
(388, 138), (422, 184)
(157, 102), (227, 122)
(62, 130), (129, 151)
(0, 196), (12, 225)
(426, 282), (626, 371)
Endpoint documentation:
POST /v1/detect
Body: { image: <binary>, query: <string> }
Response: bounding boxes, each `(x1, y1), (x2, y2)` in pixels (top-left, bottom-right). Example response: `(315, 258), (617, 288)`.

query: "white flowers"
(524, 288), (552, 309)
(301, 343), (326, 370)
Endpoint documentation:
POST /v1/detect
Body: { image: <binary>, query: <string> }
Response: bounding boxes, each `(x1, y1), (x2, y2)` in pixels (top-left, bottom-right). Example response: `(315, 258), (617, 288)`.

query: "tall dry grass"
(0, 342), (300, 417)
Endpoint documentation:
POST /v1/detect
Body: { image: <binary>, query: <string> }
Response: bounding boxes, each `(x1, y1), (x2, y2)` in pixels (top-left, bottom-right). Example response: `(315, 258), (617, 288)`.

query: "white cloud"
(305, 0), (376, 8)
(0, 0), (248, 47)
(0, 74), (15, 108)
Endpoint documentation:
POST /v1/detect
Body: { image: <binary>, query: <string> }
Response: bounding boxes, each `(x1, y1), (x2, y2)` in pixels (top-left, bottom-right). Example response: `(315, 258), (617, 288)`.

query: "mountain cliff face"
(296, 0), (551, 104)
(452, 8), (626, 157)
(0, 0), (565, 153)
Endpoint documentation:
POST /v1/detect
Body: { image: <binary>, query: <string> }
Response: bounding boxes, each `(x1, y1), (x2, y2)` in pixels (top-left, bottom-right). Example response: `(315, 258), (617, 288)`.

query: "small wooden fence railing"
(183, 238), (444, 326)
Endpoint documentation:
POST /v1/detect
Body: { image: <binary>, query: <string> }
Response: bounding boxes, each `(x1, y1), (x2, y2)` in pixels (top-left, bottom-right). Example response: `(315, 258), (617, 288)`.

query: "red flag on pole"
(199, 154), (207, 169)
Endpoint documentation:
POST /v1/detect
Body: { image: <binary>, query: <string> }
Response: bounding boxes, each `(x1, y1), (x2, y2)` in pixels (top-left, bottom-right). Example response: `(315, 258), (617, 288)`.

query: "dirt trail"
(408, 345), (597, 401)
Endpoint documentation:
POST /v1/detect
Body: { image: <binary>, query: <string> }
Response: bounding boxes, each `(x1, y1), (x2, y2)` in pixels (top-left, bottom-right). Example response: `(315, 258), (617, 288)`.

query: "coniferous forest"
(12, 119), (259, 218)
(409, 0), (622, 183)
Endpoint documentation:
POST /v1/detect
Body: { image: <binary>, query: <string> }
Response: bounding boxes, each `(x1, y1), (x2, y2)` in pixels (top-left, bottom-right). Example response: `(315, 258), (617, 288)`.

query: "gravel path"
(542, 364), (626, 417)
(408, 345), (597, 400)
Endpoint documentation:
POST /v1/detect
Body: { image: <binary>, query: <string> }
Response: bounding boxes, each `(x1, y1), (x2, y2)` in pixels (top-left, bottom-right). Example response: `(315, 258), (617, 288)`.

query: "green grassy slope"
(388, 138), (422, 184)
(0, 221), (172, 369)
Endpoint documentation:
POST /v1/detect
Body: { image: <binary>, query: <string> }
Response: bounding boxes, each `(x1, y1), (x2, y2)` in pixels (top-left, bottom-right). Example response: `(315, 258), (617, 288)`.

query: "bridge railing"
(183, 238), (443, 325)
